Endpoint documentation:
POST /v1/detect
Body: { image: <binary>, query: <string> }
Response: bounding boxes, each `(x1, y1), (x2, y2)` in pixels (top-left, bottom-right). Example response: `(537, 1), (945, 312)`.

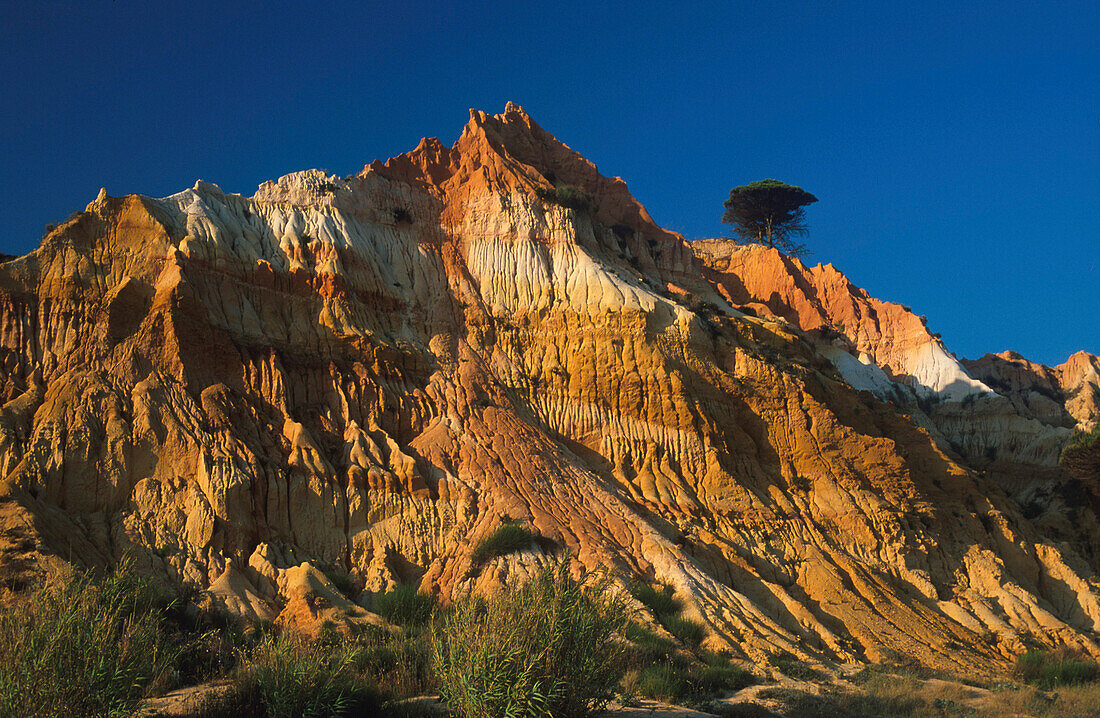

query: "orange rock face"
(1, 104), (1098, 673)
(963, 350), (1100, 431)
(693, 241), (991, 399)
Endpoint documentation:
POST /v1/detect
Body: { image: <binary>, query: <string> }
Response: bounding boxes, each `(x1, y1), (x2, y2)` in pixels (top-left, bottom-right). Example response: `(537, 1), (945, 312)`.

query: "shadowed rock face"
(2, 103), (1100, 673)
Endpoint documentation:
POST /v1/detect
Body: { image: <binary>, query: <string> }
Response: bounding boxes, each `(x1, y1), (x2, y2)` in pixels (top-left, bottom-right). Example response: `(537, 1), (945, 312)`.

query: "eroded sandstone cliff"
(692, 241), (1100, 576)
(1, 103), (1098, 675)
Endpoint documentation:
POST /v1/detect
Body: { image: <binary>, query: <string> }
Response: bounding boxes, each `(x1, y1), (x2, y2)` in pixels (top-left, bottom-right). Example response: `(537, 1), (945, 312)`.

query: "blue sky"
(1, 1), (1096, 364)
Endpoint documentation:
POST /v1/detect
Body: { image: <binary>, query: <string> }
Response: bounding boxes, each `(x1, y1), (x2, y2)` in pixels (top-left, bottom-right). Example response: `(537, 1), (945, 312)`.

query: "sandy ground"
(140, 674), (1012, 717)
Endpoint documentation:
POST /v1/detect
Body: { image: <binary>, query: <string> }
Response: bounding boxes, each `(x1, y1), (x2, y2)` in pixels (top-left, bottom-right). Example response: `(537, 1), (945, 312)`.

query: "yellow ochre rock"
(0, 105), (1096, 675)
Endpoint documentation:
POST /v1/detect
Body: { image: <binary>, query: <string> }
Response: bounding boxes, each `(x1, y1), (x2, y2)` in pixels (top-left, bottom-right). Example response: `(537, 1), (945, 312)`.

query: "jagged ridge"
(0, 104), (1098, 675)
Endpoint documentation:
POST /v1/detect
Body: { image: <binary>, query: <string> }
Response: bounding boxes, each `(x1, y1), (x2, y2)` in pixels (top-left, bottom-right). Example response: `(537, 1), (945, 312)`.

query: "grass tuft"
(662, 613), (706, 647)
(0, 560), (180, 718)
(470, 523), (537, 568)
(630, 582), (681, 617)
(201, 631), (384, 718)
(433, 560), (628, 718)
(373, 584), (437, 626)
(535, 184), (592, 211)
(629, 580), (708, 648)
(1015, 648), (1100, 689)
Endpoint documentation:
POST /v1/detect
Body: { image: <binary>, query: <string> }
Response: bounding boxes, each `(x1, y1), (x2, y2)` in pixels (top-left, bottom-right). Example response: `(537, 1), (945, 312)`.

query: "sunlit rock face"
(2, 103), (1100, 673)
(691, 241), (992, 400)
(694, 240), (1092, 467)
(963, 350), (1100, 431)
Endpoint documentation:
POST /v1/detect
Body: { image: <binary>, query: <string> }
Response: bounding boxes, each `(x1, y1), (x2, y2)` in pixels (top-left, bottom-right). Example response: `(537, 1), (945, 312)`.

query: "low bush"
(629, 580), (708, 648)
(535, 184), (592, 211)
(627, 654), (756, 705)
(633, 661), (686, 701)
(470, 523), (536, 568)
(169, 605), (254, 687)
(322, 569), (358, 599)
(1015, 648), (1100, 689)
(0, 561), (179, 718)
(695, 661), (757, 694)
(433, 560), (628, 718)
(352, 623), (437, 700)
(766, 651), (826, 682)
(663, 613), (706, 647)
(630, 581), (681, 617)
(623, 621), (678, 660)
(205, 631), (383, 718)
(373, 583), (437, 626)
(1063, 424), (1100, 455)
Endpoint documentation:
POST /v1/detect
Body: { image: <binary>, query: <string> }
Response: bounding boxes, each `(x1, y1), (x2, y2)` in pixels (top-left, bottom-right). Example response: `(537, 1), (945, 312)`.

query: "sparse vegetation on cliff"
(470, 521), (538, 568)
(535, 183), (592, 211)
(722, 179), (818, 256)
(629, 581), (706, 647)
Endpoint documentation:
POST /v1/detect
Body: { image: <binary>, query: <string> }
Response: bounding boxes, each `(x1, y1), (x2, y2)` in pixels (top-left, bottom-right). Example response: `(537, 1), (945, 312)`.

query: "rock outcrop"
(964, 350), (1100, 431)
(1, 103), (1099, 674)
(691, 241), (992, 400)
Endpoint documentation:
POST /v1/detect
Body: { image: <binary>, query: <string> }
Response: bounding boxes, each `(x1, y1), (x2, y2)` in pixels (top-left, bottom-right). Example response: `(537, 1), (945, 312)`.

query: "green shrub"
(623, 621), (678, 661)
(1015, 649), (1100, 689)
(663, 614), (706, 647)
(766, 651), (826, 682)
(433, 560), (628, 718)
(0, 561), (179, 718)
(322, 569), (358, 599)
(630, 582), (681, 617)
(695, 662), (758, 693)
(470, 523), (536, 568)
(1063, 424), (1100, 455)
(628, 581), (708, 647)
(214, 631), (383, 718)
(623, 646), (756, 704)
(374, 584), (437, 626)
(635, 661), (687, 701)
(535, 184), (592, 211)
(352, 623), (437, 699)
(169, 607), (254, 686)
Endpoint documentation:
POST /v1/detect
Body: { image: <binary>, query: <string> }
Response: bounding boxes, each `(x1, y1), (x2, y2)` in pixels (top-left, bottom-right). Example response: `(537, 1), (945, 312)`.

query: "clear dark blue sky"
(1, 1), (1096, 364)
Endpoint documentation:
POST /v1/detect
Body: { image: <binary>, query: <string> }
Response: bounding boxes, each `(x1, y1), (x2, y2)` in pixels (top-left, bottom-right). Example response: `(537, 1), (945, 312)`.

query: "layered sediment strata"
(0, 104), (1098, 673)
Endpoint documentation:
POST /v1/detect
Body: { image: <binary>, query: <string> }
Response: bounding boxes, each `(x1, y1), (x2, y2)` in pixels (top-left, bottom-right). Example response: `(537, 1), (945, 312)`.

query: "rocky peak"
(2, 106), (1100, 674)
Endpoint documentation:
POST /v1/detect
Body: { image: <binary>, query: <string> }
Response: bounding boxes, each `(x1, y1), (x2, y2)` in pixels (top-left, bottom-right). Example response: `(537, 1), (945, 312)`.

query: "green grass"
(1062, 424), (1100, 455)
(663, 613), (706, 647)
(322, 569), (358, 600)
(625, 653), (756, 705)
(630, 582), (681, 617)
(535, 184), (592, 211)
(766, 651), (826, 682)
(433, 560), (629, 718)
(1015, 649), (1100, 689)
(695, 662), (757, 693)
(373, 583), (437, 626)
(629, 580), (707, 648)
(350, 623), (437, 700)
(0, 561), (180, 718)
(198, 633), (384, 718)
(623, 621), (678, 658)
(620, 580), (750, 705)
(634, 661), (687, 701)
(470, 523), (537, 568)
